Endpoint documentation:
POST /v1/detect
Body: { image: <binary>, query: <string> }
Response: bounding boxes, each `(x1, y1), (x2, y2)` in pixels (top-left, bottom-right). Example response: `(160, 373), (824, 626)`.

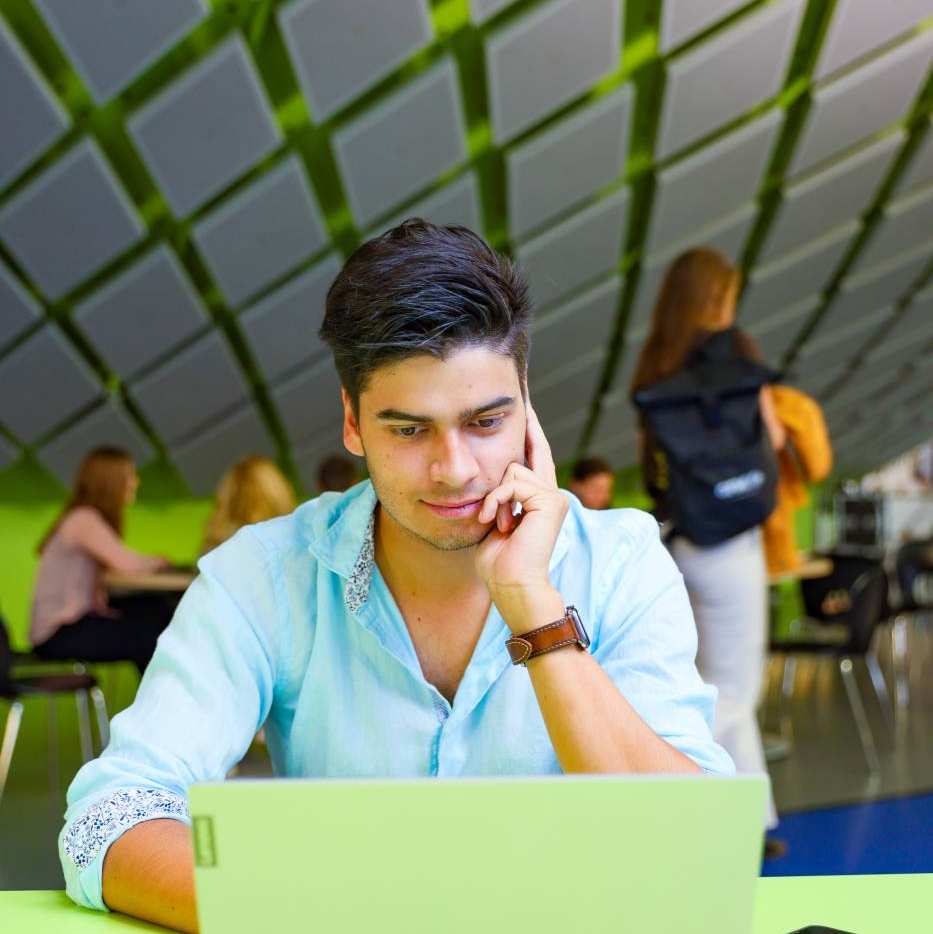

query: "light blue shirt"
(60, 480), (733, 911)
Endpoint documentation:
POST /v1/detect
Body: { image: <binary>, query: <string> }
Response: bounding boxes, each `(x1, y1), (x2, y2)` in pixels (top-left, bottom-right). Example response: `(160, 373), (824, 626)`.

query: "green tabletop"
(2, 875), (931, 932)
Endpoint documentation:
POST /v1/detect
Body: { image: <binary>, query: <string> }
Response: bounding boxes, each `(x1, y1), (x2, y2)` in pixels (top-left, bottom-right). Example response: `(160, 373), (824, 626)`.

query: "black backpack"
(632, 328), (779, 547)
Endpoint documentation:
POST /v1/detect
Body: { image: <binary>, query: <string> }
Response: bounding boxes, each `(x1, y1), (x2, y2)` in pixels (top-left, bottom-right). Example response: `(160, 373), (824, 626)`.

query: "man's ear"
(342, 387), (364, 457)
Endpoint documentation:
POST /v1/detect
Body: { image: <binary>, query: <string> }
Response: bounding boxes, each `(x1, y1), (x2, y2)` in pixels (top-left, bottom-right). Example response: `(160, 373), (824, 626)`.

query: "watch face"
(568, 606), (590, 649)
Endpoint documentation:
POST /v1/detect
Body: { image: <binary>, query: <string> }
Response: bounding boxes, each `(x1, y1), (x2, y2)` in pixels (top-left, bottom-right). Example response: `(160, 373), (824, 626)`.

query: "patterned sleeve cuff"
(63, 787), (190, 873)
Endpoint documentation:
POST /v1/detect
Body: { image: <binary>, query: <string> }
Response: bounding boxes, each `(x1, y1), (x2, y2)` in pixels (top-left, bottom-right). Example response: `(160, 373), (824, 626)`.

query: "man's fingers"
(478, 468), (546, 523)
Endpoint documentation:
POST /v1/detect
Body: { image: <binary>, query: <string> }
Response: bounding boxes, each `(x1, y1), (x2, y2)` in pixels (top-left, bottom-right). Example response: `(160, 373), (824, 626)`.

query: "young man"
(568, 456), (616, 510)
(60, 221), (732, 933)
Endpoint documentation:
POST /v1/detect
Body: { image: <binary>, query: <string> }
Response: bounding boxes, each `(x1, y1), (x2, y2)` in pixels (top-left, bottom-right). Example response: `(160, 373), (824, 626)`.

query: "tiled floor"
(1, 615), (930, 890)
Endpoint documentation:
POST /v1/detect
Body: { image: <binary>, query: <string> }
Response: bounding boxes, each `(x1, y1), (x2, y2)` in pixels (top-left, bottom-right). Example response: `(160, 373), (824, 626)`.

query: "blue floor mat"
(762, 792), (933, 876)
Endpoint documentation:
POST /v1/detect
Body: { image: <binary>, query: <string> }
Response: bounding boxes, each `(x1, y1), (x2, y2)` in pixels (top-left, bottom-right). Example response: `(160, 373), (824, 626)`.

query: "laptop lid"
(190, 773), (766, 934)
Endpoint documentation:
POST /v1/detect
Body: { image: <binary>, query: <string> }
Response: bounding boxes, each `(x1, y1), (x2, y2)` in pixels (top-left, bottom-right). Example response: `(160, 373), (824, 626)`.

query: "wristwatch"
(505, 606), (590, 665)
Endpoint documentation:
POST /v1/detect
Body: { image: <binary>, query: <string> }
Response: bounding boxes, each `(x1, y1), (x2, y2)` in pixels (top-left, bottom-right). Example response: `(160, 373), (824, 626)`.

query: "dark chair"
(0, 616), (109, 808)
(885, 537), (933, 714)
(770, 554), (891, 773)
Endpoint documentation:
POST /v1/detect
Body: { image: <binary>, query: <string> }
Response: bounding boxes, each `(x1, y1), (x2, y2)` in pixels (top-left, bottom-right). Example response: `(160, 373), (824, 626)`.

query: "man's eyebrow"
(376, 396), (517, 423)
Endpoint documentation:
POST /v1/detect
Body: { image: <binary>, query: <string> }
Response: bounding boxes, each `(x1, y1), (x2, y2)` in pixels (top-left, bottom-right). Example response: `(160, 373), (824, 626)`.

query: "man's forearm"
(528, 645), (701, 773)
(102, 818), (199, 934)
(500, 587), (701, 775)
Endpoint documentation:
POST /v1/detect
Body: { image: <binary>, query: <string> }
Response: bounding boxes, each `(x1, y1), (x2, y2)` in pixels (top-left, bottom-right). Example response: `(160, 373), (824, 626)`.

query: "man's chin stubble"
(422, 522), (495, 552)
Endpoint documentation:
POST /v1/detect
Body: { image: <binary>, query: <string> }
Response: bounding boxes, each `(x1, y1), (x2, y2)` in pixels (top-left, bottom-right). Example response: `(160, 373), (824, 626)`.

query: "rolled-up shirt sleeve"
(59, 527), (279, 911)
(592, 511), (735, 776)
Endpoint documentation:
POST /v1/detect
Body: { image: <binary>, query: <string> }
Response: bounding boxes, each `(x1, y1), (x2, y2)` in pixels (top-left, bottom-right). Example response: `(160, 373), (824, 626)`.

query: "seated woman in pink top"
(31, 446), (175, 673)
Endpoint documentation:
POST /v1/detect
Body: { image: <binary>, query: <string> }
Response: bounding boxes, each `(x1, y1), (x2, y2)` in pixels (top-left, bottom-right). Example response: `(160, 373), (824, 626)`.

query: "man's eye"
(394, 425), (423, 438)
(473, 416), (504, 430)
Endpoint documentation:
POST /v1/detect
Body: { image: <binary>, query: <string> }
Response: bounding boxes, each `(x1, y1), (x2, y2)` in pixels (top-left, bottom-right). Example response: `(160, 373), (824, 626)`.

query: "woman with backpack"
(630, 247), (786, 843)
(30, 446), (176, 674)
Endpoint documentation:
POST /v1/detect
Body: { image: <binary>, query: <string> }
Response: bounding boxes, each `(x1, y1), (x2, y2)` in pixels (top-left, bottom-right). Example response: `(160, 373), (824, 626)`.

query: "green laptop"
(189, 773), (767, 934)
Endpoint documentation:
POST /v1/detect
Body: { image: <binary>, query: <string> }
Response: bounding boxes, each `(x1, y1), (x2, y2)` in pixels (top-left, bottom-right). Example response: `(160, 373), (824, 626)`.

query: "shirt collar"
(304, 480), (574, 613)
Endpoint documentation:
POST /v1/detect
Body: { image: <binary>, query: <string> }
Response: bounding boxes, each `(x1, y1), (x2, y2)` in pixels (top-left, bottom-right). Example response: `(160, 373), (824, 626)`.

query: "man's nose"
(429, 431), (480, 487)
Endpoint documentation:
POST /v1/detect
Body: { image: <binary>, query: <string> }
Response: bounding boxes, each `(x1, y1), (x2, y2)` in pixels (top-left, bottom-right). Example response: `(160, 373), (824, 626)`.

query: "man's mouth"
(421, 497), (486, 519)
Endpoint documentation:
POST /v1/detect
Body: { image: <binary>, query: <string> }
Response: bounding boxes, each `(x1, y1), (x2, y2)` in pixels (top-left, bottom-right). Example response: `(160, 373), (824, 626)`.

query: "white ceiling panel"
(0, 260), (42, 350)
(486, 0), (621, 144)
(127, 37), (282, 217)
(747, 294), (821, 366)
(659, 0), (748, 53)
(741, 221), (859, 325)
(469, 1), (516, 24)
(528, 276), (621, 385)
(790, 30), (933, 175)
(893, 121), (933, 198)
(33, 0), (208, 103)
(0, 17), (68, 188)
(374, 172), (483, 236)
(507, 85), (632, 240)
(760, 131), (904, 263)
(0, 325), (102, 443)
(531, 347), (604, 431)
(279, 0), (432, 121)
(656, 0), (803, 159)
(74, 245), (208, 381)
(130, 330), (250, 444)
(0, 140), (144, 300)
(856, 186), (933, 272)
(814, 0), (930, 80)
(517, 189), (629, 310)
(192, 155), (328, 307)
(332, 58), (468, 227)
(271, 357), (344, 449)
(647, 109), (781, 256)
(831, 242), (933, 327)
(239, 253), (342, 387)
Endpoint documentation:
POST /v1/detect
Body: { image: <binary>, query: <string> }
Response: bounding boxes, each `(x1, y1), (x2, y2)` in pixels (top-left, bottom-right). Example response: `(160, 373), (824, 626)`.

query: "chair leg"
(781, 655), (798, 704)
(47, 695), (59, 798)
(90, 686), (110, 752)
(75, 690), (93, 763)
(840, 657), (881, 774)
(0, 701), (24, 808)
(891, 615), (911, 714)
(780, 654), (798, 730)
(864, 652), (895, 732)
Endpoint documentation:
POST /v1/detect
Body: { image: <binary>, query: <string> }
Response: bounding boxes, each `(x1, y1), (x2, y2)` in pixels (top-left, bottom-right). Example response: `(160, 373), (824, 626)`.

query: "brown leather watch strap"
(505, 606), (589, 666)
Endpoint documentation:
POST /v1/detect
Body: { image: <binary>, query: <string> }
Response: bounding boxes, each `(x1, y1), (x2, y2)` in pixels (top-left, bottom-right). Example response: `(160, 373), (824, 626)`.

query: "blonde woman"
(201, 455), (297, 554)
(31, 447), (173, 673)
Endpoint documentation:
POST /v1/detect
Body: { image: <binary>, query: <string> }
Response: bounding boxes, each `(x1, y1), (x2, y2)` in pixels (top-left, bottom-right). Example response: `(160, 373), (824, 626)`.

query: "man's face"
(570, 472), (614, 510)
(343, 347), (526, 551)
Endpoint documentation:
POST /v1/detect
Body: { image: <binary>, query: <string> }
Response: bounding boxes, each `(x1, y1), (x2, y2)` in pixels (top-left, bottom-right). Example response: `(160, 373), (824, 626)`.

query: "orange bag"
(762, 386), (833, 574)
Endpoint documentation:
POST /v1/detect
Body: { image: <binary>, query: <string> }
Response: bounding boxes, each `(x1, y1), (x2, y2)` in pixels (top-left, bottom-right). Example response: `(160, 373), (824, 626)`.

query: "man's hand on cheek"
(475, 403), (568, 634)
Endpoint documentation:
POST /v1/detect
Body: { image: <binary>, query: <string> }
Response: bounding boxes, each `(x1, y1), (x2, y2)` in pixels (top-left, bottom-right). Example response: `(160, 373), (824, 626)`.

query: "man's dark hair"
(571, 457), (613, 482)
(319, 218), (530, 412)
(317, 454), (359, 493)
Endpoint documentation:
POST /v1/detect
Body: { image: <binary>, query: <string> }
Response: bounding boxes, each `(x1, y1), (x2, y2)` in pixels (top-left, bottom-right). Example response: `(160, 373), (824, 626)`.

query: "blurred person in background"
(201, 455), (297, 555)
(568, 456), (615, 510)
(31, 447), (174, 674)
(630, 247), (786, 848)
(316, 452), (360, 493)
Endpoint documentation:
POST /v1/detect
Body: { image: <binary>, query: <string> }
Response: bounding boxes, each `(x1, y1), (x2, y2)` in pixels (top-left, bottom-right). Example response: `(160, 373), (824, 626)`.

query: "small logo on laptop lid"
(193, 815), (217, 868)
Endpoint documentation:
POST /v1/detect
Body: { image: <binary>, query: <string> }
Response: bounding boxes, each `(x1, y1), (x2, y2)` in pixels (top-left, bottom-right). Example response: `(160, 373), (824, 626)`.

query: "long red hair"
(630, 247), (741, 394)
(38, 446), (135, 553)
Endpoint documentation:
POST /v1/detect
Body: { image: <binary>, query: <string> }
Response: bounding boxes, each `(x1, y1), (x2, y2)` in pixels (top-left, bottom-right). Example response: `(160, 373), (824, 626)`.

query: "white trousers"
(671, 528), (778, 829)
